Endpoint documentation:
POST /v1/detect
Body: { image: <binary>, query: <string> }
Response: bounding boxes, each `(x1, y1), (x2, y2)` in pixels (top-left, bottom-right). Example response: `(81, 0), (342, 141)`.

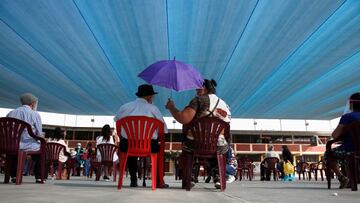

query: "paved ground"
(0, 174), (359, 203)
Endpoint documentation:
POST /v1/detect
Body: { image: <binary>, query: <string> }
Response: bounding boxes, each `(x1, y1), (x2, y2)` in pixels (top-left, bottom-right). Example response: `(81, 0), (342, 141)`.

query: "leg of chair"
(325, 167), (332, 189)
(158, 150), (165, 188)
(96, 163), (103, 181)
(217, 154), (226, 191)
(348, 156), (358, 191)
(150, 154), (157, 190)
(16, 152), (25, 185)
(309, 171), (312, 181)
(181, 153), (187, 189)
(4, 155), (13, 183)
(315, 169), (318, 181)
(118, 153), (128, 190)
(112, 162), (117, 182)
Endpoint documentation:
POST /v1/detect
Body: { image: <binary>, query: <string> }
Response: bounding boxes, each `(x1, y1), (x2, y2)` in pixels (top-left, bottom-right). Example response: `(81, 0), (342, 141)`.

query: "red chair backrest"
(0, 117), (31, 154)
(97, 143), (118, 165)
(345, 121), (360, 158)
(238, 158), (253, 169)
(116, 116), (164, 155)
(264, 157), (279, 170)
(183, 117), (230, 157)
(45, 142), (65, 162)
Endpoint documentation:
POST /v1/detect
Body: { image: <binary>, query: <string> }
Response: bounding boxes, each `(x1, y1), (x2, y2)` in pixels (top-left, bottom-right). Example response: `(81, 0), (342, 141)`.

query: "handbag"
(284, 161), (294, 175)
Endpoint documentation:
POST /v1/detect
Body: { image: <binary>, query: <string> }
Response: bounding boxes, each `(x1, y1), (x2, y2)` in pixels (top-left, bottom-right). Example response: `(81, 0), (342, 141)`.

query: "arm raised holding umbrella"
(165, 79), (232, 189)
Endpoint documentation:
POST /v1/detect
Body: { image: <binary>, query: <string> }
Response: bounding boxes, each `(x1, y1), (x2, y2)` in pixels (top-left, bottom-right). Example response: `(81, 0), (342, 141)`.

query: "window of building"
(74, 131), (93, 140)
(232, 134), (259, 143)
(169, 133), (183, 142)
(65, 130), (74, 140)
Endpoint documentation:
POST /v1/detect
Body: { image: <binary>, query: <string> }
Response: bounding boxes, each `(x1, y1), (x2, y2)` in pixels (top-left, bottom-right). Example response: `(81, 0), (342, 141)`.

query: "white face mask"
(33, 101), (38, 111)
(343, 99), (351, 115)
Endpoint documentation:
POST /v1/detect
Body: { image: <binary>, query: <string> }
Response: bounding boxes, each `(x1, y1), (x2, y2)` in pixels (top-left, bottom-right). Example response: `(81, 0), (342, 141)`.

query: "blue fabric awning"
(0, 0), (359, 119)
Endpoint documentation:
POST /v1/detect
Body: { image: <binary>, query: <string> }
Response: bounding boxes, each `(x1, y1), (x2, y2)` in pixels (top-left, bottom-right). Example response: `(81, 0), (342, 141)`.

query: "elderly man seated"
(6, 93), (45, 183)
(260, 145), (280, 181)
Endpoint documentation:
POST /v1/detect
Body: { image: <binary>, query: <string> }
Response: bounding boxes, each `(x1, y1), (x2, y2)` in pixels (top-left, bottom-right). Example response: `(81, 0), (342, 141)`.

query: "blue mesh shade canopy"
(0, 0), (359, 119)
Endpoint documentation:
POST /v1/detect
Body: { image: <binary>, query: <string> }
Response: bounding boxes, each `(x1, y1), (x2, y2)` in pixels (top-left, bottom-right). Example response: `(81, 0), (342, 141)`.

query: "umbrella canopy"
(138, 59), (204, 92)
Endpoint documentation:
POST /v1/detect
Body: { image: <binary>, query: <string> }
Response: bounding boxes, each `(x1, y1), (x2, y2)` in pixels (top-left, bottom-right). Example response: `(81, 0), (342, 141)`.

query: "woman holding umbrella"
(166, 78), (231, 189)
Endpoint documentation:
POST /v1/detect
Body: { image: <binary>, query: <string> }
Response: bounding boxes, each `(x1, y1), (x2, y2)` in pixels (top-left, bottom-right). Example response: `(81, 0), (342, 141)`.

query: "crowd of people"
(3, 84), (360, 190)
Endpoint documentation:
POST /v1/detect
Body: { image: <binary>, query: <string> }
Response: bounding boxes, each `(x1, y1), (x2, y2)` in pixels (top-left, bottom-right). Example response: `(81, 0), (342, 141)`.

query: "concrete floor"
(0, 174), (359, 203)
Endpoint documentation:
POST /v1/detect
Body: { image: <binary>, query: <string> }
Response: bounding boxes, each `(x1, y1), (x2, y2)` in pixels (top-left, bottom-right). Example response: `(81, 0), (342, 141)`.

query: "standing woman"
(282, 145), (295, 180)
(96, 124), (118, 181)
(282, 145), (293, 164)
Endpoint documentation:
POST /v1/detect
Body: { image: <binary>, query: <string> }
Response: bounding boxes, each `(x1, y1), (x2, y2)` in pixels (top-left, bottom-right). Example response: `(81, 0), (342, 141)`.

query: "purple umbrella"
(138, 58), (204, 92)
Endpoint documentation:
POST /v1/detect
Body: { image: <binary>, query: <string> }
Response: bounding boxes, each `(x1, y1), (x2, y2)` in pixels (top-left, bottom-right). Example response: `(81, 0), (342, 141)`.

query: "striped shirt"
(6, 105), (43, 151)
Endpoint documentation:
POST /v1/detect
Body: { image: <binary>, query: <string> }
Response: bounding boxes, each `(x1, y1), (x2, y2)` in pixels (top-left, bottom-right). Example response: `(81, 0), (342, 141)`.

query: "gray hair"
(267, 145), (274, 151)
(20, 93), (38, 105)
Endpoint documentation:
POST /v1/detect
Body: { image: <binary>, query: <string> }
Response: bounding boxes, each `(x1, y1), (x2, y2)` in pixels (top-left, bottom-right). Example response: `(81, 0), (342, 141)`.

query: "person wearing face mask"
(325, 92), (360, 189)
(114, 84), (168, 188)
(6, 93), (45, 183)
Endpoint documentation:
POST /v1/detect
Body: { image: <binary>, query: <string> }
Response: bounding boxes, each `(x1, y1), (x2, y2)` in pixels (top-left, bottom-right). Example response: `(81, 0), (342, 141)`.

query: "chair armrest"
(325, 137), (342, 153)
(26, 125), (46, 148)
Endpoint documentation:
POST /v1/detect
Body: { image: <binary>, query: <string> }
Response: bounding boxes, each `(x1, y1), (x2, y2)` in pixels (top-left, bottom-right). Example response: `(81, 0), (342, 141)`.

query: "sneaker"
(205, 176), (211, 183)
(35, 179), (45, 184)
(214, 181), (221, 189)
(103, 176), (110, 182)
(226, 175), (235, 183)
(339, 176), (349, 189)
(11, 178), (16, 183)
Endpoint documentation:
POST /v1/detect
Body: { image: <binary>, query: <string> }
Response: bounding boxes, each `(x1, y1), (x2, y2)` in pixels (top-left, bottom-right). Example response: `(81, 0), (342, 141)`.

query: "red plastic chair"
(89, 153), (100, 179)
(45, 142), (67, 180)
(264, 157), (280, 181)
(0, 117), (46, 185)
(296, 161), (310, 180)
(181, 117), (230, 191)
(116, 116), (164, 190)
(236, 158), (254, 181)
(96, 143), (118, 182)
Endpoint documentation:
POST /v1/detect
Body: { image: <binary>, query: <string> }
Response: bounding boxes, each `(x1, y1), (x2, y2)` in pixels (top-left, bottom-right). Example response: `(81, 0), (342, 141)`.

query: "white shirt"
(208, 94), (231, 123)
(113, 98), (168, 139)
(96, 135), (118, 162)
(7, 105), (43, 151)
(264, 150), (280, 159)
(48, 139), (70, 163)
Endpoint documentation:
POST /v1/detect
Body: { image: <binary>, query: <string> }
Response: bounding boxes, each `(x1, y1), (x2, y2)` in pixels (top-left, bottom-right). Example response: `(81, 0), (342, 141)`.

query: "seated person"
(324, 92), (360, 189)
(47, 127), (70, 178)
(260, 145), (280, 181)
(225, 146), (237, 183)
(96, 124), (118, 181)
(74, 143), (85, 176)
(47, 127), (70, 163)
(114, 84), (168, 187)
(6, 93), (45, 183)
(166, 79), (231, 189)
(82, 142), (94, 177)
